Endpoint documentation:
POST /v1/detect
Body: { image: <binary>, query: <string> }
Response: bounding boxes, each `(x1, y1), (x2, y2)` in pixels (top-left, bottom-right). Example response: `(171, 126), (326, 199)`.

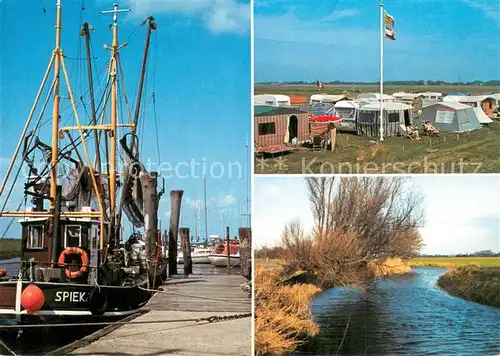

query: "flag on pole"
(316, 80), (324, 89)
(385, 26), (396, 40)
(384, 10), (396, 40)
(384, 11), (394, 27)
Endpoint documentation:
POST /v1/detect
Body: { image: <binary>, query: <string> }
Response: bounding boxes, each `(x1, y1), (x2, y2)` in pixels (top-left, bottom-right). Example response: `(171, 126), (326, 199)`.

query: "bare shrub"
(280, 218), (313, 269)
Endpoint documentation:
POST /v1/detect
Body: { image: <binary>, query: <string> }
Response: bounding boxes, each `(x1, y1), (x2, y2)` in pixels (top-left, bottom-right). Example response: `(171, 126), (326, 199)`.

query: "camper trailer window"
(336, 108), (355, 119)
(259, 122), (276, 135)
(64, 225), (82, 248)
(27, 225), (44, 249)
(358, 112), (375, 124)
(388, 113), (400, 123)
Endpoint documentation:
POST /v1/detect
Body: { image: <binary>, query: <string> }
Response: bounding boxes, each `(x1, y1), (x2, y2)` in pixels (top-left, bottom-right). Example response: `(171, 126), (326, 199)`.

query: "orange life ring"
(58, 247), (89, 279)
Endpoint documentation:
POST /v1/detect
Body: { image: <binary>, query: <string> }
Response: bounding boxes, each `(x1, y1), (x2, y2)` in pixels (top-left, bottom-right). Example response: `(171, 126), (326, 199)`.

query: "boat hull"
(208, 254), (240, 267)
(0, 279), (151, 321)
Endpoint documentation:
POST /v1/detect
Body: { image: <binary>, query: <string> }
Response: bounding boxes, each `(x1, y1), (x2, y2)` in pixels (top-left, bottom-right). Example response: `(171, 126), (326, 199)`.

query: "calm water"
(0, 258), (234, 355)
(297, 267), (500, 356)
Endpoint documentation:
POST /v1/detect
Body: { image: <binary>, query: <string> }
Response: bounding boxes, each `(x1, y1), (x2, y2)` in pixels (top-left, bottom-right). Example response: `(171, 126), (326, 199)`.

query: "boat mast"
(50, 0), (62, 211)
(100, 3), (130, 233)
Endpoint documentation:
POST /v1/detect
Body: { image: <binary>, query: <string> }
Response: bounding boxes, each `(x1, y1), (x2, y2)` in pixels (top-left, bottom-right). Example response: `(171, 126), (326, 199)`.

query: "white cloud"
(322, 8), (360, 21)
(123, 0), (250, 34)
(461, 0), (500, 21)
(211, 192), (237, 209)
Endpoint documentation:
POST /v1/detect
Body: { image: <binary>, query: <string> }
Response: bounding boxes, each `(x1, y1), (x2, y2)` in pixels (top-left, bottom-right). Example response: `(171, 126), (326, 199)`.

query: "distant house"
(309, 94), (348, 105)
(420, 102), (483, 132)
(418, 92), (443, 108)
(357, 93), (396, 102)
(254, 94), (291, 107)
(254, 107), (311, 153)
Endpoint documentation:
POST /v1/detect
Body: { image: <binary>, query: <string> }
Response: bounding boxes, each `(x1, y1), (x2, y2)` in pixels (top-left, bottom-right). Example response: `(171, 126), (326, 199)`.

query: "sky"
(0, 0), (250, 240)
(254, 0), (500, 83)
(254, 176), (500, 255)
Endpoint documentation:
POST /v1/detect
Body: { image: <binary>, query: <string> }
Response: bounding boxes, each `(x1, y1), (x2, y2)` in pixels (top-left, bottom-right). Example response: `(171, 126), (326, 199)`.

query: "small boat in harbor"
(177, 246), (211, 264)
(208, 242), (241, 267)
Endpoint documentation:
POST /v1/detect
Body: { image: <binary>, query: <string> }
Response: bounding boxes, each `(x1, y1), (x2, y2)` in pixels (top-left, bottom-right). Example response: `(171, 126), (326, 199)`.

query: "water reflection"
(296, 267), (500, 355)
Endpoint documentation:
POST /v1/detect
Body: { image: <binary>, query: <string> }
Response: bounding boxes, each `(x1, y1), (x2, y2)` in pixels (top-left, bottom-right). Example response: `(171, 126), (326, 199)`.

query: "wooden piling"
(226, 226), (230, 272)
(139, 172), (160, 282)
(239, 228), (251, 280)
(169, 190), (183, 276)
(180, 228), (192, 276)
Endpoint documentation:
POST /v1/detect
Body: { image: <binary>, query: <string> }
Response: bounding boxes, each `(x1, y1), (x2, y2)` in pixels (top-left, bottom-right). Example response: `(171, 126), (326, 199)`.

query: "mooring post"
(180, 228), (192, 276)
(139, 171), (160, 284)
(226, 226), (230, 273)
(169, 190), (183, 276)
(239, 228), (252, 280)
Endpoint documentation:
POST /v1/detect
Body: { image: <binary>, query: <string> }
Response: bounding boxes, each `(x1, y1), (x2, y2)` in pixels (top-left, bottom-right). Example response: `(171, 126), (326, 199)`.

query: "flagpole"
(379, 2), (384, 142)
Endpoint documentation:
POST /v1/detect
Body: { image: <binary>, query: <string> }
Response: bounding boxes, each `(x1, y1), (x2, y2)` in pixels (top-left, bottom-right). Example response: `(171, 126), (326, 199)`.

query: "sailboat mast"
(50, 0), (62, 210)
(109, 4), (119, 221)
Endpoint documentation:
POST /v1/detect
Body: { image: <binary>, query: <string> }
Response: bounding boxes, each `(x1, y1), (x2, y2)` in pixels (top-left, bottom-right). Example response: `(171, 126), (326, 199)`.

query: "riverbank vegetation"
(0, 239), (21, 259)
(254, 267), (320, 355)
(255, 177), (425, 355)
(438, 266), (500, 308)
(410, 256), (500, 268)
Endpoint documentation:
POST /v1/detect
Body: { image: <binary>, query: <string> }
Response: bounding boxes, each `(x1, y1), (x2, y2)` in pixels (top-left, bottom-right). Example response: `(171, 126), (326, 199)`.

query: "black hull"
(0, 279), (152, 323)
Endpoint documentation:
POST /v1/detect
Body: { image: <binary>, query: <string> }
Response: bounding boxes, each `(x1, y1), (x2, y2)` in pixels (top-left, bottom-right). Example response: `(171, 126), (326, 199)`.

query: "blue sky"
(0, 0), (250, 240)
(255, 0), (500, 82)
(254, 176), (500, 255)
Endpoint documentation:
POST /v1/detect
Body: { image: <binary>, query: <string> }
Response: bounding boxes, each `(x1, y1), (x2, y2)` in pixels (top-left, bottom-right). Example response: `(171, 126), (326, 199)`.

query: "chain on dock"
(197, 313), (252, 323)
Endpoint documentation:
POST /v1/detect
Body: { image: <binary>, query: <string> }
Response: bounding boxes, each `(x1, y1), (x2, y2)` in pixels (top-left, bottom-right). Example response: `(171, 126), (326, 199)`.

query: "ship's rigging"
(0, 1), (162, 256)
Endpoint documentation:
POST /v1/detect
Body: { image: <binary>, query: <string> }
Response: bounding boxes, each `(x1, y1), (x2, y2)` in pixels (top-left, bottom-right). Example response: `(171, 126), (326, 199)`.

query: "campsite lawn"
(254, 120), (500, 174)
(410, 256), (500, 268)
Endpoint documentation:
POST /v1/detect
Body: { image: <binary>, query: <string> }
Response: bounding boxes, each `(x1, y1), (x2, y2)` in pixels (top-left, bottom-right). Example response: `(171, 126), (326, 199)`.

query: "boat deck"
(66, 273), (251, 356)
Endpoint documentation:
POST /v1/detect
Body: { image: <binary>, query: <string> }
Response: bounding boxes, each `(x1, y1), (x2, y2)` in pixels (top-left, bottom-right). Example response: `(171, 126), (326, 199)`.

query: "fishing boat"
(0, 1), (166, 323)
(208, 241), (241, 267)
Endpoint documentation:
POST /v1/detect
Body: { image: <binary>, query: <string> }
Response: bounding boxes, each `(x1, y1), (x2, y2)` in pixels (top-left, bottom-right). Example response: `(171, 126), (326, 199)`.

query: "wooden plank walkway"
(70, 274), (252, 356)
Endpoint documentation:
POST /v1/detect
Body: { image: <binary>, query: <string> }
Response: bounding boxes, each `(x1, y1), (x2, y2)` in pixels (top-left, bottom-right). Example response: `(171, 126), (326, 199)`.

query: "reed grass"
(254, 267), (320, 355)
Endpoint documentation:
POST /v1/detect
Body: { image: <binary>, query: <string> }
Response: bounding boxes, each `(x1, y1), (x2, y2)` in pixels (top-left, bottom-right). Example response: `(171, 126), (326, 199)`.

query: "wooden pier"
(66, 274), (251, 356)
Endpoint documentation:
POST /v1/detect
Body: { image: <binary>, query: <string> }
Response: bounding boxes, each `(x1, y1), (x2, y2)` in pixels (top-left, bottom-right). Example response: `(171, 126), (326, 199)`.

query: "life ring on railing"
(58, 247), (89, 279)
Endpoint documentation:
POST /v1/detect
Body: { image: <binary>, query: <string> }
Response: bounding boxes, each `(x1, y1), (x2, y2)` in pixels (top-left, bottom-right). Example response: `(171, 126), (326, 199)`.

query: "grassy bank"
(255, 267), (320, 355)
(0, 239), (21, 259)
(438, 266), (500, 308)
(410, 256), (500, 268)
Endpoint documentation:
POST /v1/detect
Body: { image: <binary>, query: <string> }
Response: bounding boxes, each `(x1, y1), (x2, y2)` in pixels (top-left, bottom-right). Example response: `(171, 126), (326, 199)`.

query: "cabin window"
(358, 112), (376, 124)
(265, 101), (274, 105)
(258, 122), (276, 135)
(27, 225), (44, 249)
(388, 113), (400, 123)
(64, 225), (82, 247)
(277, 101), (288, 106)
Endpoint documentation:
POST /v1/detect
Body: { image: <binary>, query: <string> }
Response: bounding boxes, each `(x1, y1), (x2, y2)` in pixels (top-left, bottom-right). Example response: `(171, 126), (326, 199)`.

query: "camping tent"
(420, 102), (483, 132)
(356, 101), (413, 137)
(473, 107), (493, 124)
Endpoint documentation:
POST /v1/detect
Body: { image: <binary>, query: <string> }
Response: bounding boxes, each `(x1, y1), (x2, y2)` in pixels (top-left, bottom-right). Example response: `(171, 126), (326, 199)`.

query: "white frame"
(27, 225), (44, 250)
(64, 224), (82, 248)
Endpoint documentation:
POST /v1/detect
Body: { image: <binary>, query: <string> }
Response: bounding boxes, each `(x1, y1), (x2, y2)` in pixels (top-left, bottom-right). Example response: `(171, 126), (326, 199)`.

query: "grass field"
(255, 119), (500, 174)
(410, 256), (500, 268)
(255, 84), (500, 97)
(0, 238), (21, 259)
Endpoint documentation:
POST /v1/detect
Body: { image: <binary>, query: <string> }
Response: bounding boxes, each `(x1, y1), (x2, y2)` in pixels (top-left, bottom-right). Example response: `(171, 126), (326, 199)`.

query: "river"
(296, 267), (500, 356)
